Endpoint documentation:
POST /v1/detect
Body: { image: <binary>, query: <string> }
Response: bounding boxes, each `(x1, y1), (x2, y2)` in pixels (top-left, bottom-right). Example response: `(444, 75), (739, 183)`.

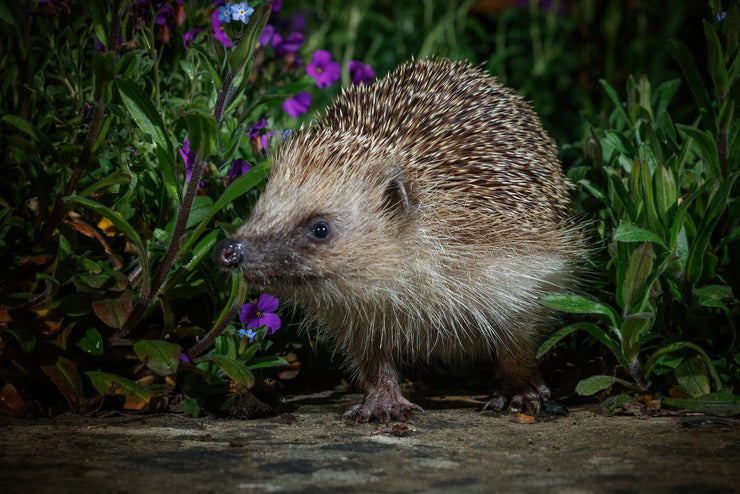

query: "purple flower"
(180, 353), (190, 364)
(231, 1), (254, 24)
(270, 0), (281, 13)
(260, 131), (274, 151)
(272, 32), (304, 57)
(239, 294), (281, 335)
(283, 91), (312, 118)
(179, 139), (206, 187)
(227, 158), (251, 183)
(260, 130), (292, 153)
(155, 4), (174, 25)
(218, 2), (232, 23)
(306, 50), (340, 88)
(179, 138), (196, 183)
(258, 25), (275, 47)
(183, 28), (203, 50)
(211, 9), (232, 47)
(238, 328), (258, 341)
(348, 60), (375, 85)
(248, 118), (269, 138)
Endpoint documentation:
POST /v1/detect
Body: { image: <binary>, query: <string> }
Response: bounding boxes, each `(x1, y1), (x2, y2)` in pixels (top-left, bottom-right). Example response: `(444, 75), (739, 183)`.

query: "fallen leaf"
(40, 356), (84, 407)
(92, 292), (133, 329)
(0, 383), (26, 417)
(514, 413), (536, 424)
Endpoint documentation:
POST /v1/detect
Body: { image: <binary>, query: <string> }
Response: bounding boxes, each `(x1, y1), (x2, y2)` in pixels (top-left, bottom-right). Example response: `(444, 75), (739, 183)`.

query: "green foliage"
(0, 1), (297, 416)
(542, 3), (740, 414)
(0, 0), (737, 418)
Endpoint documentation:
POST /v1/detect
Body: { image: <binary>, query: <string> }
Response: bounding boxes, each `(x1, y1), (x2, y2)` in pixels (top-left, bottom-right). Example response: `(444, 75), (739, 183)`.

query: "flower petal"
(239, 302), (258, 324)
(260, 313), (282, 334)
(257, 293), (280, 313)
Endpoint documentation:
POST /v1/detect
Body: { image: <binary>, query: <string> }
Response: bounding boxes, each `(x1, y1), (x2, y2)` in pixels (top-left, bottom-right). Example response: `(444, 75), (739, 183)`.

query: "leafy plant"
(541, 2), (740, 415)
(0, 0), (314, 416)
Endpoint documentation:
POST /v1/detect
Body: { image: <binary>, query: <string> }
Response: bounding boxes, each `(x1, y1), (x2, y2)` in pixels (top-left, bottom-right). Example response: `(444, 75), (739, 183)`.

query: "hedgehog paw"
(484, 382), (550, 416)
(343, 397), (423, 424)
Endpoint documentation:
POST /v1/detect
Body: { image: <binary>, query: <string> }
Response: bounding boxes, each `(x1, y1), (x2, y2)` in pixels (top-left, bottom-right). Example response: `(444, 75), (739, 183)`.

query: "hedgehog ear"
(381, 169), (410, 216)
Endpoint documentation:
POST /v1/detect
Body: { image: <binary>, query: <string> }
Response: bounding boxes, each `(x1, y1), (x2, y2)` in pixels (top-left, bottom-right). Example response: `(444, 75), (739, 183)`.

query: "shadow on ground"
(1, 389), (738, 493)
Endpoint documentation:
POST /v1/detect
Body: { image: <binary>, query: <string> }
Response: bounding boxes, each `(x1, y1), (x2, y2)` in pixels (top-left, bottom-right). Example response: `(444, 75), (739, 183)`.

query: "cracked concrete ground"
(1, 390), (738, 493)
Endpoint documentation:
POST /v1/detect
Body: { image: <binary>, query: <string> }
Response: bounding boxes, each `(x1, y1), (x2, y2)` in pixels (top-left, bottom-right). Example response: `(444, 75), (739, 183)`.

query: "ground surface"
(1, 389), (738, 494)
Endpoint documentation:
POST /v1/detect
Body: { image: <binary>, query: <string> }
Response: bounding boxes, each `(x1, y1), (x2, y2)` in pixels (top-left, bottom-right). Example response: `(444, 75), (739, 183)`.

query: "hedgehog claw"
(484, 383), (550, 416)
(343, 399), (423, 425)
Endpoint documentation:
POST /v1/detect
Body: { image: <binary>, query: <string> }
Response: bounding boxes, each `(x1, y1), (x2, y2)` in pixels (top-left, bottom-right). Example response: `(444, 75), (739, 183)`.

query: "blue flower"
(218, 3), (232, 23)
(238, 328), (258, 341)
(239, 294), (281, 335)
(231, 1), (254, 24)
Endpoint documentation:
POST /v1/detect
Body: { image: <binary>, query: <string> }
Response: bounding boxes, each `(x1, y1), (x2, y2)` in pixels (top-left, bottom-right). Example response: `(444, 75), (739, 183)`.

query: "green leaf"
(156, 142), (180, 204)
(189, 44), (222, 90)
(686, 173), (738, 284)
(40, 356), (84, 406)
(668, 39), (717, 133)
(91, 292), (134, 329)
(64, 196), (150, 292)
(133, 340), (181, 376)
(5, 327), (36, 353)
(693, 284), (732, 310)
(185, 229), (220, 271)
(86, 371), (153, 410)
(228, 5), (272, 75)
(652, 79), (681, 116)
(653, 165), (677, 230)
(575, 375), (642, 396)
(93, 52), (116, 103)
(181, 109), (218, 159)
(117, 75), (173, 156)
(703, 20), (729, 96)
(77, 328), (104, 356)
(185, 196), (214, 230)
(605, 168), (638, 223)
(614, 222), (666, 248)
(537, 322), (626, 368)
(621, 242), (654, 313)
(662, 393), (740, 417)
(539, 294), (621, 329)
(2, 114), (42, 143)
(674, 355), (711, 397)
(644, 341), (723, 390)
(177, 162), (269, 257)
(599, 79), (632, 129)
(247, 356), (289, 370)
(638, 159), (664, 238)
(678, 125), (721, 178)
(209, 354), (255, 388)
(620, 312), (653, 365)
(88, 0), (109, 45)
(78, 171), (132, 198)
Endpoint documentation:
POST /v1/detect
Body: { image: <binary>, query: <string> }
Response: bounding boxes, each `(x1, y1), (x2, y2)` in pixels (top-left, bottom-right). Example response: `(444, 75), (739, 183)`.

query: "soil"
(1, 388), (738, 494)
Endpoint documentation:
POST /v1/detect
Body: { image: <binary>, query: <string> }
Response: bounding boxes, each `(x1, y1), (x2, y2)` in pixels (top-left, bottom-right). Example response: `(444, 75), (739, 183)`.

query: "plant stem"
(186, 302), (240, 360)
(116, 155), (207, 338)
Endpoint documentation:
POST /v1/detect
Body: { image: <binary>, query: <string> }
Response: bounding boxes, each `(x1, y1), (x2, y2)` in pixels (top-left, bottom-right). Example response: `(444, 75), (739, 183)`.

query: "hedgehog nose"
(213, 238), (245, 268)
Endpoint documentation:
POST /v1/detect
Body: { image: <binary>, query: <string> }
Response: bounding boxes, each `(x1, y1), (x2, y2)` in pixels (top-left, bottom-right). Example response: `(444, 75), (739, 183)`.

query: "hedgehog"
(214, 58), (585, 423)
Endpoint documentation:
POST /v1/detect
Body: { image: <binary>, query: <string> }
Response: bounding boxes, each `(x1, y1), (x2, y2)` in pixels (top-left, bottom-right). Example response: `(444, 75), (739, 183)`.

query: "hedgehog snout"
(213, 238), (246, 269)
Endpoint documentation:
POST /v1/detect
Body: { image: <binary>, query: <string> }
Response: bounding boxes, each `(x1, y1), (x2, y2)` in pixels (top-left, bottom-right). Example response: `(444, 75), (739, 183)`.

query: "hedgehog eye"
(308, 221), (331, 241)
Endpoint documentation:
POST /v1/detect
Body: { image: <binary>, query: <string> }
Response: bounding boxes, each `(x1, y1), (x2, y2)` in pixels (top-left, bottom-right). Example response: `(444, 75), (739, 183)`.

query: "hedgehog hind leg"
(484, 345), (551, 416)
(343, 359), (423, 424)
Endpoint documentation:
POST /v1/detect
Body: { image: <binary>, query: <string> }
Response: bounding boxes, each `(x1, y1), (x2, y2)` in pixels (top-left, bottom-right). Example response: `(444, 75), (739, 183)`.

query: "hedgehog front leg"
(343, 359), (423, 424)
(485, 344), (551, 416)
